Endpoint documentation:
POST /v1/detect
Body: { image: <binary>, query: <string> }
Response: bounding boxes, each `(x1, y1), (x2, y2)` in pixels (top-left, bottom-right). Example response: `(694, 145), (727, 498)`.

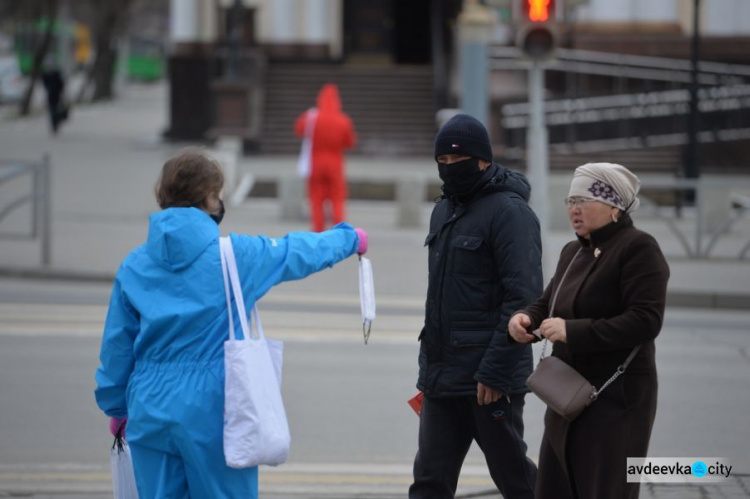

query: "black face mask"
(437, 158), (485, 199)
(210, 199), (225, 225)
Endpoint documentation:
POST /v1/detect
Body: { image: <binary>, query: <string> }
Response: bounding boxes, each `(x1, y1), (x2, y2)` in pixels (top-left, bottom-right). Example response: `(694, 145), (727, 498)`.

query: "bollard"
(215, 136), (242, 191)
(396, 175), (426, 228)
(279, 175), (307, 221)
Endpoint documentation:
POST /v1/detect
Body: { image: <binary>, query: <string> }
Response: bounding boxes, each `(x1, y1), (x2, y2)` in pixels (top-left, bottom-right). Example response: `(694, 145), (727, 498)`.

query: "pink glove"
(354, 228), (368, 255)
(109, 417), (127, 436)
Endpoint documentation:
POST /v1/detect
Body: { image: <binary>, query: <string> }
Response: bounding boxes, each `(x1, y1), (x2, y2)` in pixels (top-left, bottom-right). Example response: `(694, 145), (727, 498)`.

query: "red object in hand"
(408, 391), (424, 416)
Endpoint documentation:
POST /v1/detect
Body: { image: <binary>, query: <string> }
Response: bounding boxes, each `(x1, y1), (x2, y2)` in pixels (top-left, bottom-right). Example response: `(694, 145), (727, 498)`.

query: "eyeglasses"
(564, 197), (597, 208)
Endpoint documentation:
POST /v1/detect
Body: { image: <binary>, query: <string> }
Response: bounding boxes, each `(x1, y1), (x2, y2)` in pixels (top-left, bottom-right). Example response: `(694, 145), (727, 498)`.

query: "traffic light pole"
(527, 61), (552, 280)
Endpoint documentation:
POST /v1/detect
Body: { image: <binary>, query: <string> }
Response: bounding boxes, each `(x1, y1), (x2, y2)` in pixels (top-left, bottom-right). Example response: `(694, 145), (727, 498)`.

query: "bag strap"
(592, 345), (641, 399)
(540, 247), (582, 359)
(304, 108), (318, 139)
(220, 237), (262, 342)
(548, 247), (582, 320)
(538, 245), (641, 399)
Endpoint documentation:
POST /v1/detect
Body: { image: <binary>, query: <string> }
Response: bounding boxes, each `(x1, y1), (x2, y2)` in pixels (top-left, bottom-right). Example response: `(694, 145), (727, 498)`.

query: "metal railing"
(490, 46), (750, 85)
(703, 193), (750, 260)
(639, 178), (750, 260)
(500, 84), (750, 155)
(492, 47), (750, 156)
(0, 156), (52, 266)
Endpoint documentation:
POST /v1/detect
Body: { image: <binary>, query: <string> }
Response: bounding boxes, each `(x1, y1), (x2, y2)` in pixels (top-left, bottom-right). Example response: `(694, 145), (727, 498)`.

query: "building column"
(271, 0), (295, 42)
(170, 0), (199, 46)
(305, 0), (327, 42)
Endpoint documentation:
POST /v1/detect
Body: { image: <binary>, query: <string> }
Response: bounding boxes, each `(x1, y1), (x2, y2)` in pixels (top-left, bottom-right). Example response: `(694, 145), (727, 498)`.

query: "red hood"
(316, 83), (342, 113)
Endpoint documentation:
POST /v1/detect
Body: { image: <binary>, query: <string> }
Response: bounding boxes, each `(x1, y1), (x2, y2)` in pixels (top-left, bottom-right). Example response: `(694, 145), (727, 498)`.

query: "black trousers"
(409, 393), (537, 499)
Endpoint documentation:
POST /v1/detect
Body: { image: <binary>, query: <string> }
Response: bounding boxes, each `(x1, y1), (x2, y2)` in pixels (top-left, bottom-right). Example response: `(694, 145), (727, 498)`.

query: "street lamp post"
(685, 0), (701, 181)
(227, 0), (243, 80)
(518, 0), (558, 280)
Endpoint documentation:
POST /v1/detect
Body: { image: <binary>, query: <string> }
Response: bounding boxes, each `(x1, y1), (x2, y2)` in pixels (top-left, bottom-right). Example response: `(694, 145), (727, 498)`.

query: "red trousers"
(308, 171), (347, 232)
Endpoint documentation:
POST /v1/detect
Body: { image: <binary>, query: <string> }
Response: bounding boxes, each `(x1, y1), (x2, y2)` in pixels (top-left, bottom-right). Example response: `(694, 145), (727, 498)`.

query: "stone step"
(262, 62), (436, 155)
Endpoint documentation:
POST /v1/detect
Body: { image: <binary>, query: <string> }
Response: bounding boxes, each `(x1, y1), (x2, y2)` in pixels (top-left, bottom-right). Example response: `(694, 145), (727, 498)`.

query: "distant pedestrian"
(410, 114), (541, 499)
(509, 162), (670, 499)
(294, 83), (357, 232)
(94, 149), (368, 498)
(41, 58), (69, 135)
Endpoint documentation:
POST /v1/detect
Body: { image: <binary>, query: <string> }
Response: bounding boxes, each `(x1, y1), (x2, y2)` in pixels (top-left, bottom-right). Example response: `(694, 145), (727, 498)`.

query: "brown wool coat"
(521, 214), (670, 499)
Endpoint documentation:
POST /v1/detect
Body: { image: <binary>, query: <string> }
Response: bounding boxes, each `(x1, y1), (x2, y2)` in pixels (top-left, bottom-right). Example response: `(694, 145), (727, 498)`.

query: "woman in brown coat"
(509, 162), (670, 499)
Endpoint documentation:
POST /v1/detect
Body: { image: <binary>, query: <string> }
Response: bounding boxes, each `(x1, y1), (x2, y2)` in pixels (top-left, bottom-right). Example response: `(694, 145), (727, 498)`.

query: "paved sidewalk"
(1, 82), (749, 308)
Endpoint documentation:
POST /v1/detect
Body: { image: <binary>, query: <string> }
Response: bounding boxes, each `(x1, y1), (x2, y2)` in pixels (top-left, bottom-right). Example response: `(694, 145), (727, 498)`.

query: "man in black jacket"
(409, 114), (542, 499)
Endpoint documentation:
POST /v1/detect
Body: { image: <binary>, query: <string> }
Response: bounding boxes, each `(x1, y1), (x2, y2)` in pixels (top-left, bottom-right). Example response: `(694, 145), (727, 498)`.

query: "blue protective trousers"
(130, 443), (258, 498)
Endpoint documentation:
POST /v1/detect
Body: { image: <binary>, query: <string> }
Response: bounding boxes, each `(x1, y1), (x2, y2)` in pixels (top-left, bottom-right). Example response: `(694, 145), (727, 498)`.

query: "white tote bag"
(220, 237), (290, 469)
(296, 108), (317, 178)
(110, 434), (139, 499)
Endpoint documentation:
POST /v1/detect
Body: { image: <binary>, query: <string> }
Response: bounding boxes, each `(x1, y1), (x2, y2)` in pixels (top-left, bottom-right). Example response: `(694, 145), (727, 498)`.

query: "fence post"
(38, 154), (52, 266)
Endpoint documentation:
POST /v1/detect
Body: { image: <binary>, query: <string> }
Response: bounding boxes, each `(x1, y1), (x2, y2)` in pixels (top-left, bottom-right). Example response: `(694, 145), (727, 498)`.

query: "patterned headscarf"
(568, 162), (641, 213)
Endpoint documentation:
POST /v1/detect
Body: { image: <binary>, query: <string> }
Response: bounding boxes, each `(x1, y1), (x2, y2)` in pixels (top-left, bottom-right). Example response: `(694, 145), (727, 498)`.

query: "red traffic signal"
(518, 0), (558, 60)
(523, 0), (555, 22)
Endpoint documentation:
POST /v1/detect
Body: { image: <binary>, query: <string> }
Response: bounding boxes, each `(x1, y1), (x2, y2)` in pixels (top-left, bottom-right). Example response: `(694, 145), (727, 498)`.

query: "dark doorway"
(343, 0), (395, 63)
(394, 0), (432, 64)
(343, 1), (433, 65)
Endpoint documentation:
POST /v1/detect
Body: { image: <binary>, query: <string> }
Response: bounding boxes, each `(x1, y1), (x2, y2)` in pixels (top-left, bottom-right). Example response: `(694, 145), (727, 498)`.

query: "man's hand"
(540, 318), (567, 343)
(508, 313), (536, 343)
(477, 382), (501, 406)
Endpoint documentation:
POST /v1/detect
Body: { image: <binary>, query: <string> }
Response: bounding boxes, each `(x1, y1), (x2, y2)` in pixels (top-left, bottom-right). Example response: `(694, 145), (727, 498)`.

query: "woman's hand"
(540, 318), (567, 343)
(508, 313), (536, 343)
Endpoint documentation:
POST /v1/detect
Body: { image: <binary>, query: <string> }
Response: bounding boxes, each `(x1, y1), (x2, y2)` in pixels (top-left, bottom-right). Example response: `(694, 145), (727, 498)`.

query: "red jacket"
(294, 84), (356, 176)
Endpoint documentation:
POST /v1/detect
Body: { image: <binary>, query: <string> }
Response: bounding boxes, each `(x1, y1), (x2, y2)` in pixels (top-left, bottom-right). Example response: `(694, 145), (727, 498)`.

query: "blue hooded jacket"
(95, 207), (358, 452)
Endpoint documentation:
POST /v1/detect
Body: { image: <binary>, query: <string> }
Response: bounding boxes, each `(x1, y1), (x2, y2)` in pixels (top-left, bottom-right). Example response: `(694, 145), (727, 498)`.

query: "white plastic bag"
(358, 256), (376, 344)
(220, 237), (290, 469)
(110, 434), (138, 499)
(296, 109), (317, 178)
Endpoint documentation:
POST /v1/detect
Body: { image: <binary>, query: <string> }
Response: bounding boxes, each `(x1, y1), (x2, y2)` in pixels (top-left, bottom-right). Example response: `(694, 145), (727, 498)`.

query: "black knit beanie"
(434, 114), (493, 162)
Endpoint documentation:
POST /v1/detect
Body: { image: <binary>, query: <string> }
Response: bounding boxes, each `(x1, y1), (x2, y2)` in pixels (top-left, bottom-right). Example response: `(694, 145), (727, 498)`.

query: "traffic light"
(518, 0), (558, 60)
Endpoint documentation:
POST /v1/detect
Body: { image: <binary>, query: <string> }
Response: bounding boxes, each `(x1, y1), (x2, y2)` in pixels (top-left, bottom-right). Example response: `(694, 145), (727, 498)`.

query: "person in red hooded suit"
(295, 83), (357, 232)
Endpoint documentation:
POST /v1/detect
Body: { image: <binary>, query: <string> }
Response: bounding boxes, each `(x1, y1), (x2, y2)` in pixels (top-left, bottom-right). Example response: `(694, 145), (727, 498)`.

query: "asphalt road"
(1, 277), (749, 497)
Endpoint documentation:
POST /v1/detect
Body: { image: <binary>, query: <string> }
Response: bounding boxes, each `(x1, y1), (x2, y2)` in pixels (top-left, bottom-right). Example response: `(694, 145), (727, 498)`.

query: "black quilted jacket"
(417, 164), (543, 397)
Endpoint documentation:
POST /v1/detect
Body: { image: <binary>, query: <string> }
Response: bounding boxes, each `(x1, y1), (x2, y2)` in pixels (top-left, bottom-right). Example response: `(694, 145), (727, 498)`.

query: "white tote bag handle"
(220, 236), (263, 341)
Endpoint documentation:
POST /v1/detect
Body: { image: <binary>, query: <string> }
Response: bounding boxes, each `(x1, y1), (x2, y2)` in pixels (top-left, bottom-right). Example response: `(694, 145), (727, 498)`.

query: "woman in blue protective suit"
(94, 149), (368, 498)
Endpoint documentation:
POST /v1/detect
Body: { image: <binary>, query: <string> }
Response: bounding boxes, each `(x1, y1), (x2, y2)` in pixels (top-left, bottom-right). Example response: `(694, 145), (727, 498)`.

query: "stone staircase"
(260, 63), (436, 156)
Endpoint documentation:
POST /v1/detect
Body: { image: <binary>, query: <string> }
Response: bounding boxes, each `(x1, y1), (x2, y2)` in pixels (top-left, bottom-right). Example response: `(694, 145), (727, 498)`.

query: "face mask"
(437, 158), (485, 198)
(210, 199), (225, 225)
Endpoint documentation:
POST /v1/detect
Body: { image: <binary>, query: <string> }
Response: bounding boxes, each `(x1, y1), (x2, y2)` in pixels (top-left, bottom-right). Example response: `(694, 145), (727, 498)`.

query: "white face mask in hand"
(359, 256), (376, 344)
